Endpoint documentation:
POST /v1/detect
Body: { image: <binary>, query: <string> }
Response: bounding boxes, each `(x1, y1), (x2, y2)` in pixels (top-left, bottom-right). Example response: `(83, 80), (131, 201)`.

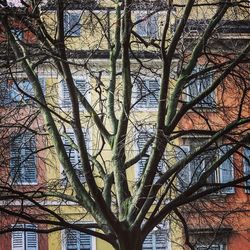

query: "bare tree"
(0, 0), (250, 249)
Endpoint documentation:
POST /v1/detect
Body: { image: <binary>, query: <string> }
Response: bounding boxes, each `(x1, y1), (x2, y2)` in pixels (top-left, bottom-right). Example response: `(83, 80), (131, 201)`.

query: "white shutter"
(80, 232), (91, 250)
(136, 131), (151, 178)
(244, 147), (250, 193)
(176, 146), (191, 190)
(25, 225), (38, 250)
(148, 80), (159, 108)
(219, 145), (235, 194)
(66, 229), (78, 250)
(23, 134), (37, 184)
(143, 233), (153, 250)
(12, 226), (24, 250)
(0, 81), (10, 106)
(155, 229), (168, 250)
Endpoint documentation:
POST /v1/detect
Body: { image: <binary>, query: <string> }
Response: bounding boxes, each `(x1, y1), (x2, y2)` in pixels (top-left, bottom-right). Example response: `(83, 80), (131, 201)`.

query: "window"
(65, 229), (93, 250)
(10, 79), (45, 104)
(11, 29), (24, 40)
(136, 12), (158, 38)
(134, 79), (160, 109)
(62, 130), (90, 183)
(196, 245), (225, 250)
(0, 81), (10, 106)
(12, 224), (38, 250)
(135, 128), (164, 180)
(186, 66), (214, 108)
(60, 79), (89, 109)
(243, 147), (250, 193)
(177, 142), (234, 194)
(143, 224), (169, 250)
(10, 132), (37, 184)
(64, 12), (81, 36)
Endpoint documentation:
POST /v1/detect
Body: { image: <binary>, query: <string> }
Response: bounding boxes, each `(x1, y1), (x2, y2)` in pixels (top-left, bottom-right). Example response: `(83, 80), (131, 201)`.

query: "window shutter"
(143, 232), (153, 249)
(61, 79), (88, 108)
(219, 145), (234, 194)
(12, 227), (24, 250)
(0, 81), (10, 106)
(66, 229), (78, 250)
(176, 146), (191, 190)
(148, 80), (159, 108)
(244, 147), (250, 193)
(137, 131), (149, 178)
(155, 229), (168, 250)
(24, 134), (37, 183)
(25, 225), (38, 250)
(136, 81), (148, 108)
(10, 133), (36, 184)
(80, 232), (92, 250)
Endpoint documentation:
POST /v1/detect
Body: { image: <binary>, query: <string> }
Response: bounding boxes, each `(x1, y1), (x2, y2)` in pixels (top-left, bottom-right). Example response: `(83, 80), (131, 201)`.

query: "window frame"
(243, 147), (250, 193)
(62, 225), (96, 250)
(136, 11), (158, 38)
(11, 224), (38, 250)
(60, 128), (91, 184)
(186, 66), (215, 109)
(133, 78), (160, 110)
(10, 132), (37, 185)
(59, 77), (90, 111)
(64, 11), (81, 37)
(177, 140), (235, 194)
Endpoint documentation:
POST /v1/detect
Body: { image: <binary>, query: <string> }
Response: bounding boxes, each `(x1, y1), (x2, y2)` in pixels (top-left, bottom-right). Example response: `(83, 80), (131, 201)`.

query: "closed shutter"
(244, 147), (250, 193)
(25, 225), (38, 250)
(135, 80), (159, 108)
(0, 81), (10, 106)
(80, 232), (91, 250)
(219, 145), (234, 194)
(148, 80), (159, 108)
(136, 131), (151, 178)
(12, 226), (24, 250)
(10, 133), (37, 184)
(66, 229), (78, 250)
(63, 130), (90, 182)
(12, 224), (38, 250)
(61, 79), (88, 108)
(176, 146), (191, 190)
(11, 80), (33, 103)
(142, 228), (168, 250)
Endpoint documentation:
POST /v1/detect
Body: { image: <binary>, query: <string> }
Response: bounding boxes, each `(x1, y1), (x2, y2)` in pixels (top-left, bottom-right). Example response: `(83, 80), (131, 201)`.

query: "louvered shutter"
(176, 146), (191, 190)
(61, 79), (87, 109)
(155, 229), (168, 250)
(147, 14), (158, 38)
(244, 147), (250, 193)
(80, 232), (91, 250)
(137, 131), (151, 178)
(136, 81), (148, 108)
(0, 81), (10, 106)
(66, 229), (78, 250)
(219, 145), (234, 194)
(143, 233), (153, 250)
(23, 134), (37, 183)
(12, 226), (24, 250)
(25, 225), (38, 250)
(148, 80), (159, 108)
(10, 135), (23, 183)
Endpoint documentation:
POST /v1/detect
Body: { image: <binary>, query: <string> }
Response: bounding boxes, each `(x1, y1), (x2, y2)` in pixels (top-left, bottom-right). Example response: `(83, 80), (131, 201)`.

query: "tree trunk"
(116, 233), (142, 250)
